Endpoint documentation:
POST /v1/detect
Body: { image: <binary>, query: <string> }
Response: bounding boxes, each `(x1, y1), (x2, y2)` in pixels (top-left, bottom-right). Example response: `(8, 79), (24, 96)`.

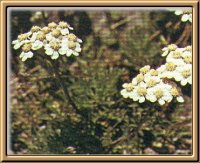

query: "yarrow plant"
(12, 21), (82, 61)
(121, 44), (192, 105)
(12, 21), (83, 115)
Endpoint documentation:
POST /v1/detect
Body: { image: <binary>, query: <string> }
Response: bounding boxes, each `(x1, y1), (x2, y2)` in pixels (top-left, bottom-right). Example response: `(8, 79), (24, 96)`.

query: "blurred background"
(9, 8), (192, 154)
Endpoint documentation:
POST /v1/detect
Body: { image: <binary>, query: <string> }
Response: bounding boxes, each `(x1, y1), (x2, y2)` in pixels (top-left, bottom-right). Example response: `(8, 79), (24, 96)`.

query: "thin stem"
(49, 59), (80, 114)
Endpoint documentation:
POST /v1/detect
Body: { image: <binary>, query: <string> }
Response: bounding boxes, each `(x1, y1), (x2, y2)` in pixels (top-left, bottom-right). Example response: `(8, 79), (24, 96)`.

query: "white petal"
(181, 79), (187, 86)
(66, 49), (73, 56)
(159, 99), (165, 105)
(120, 90), (129, 98)
(46, 34), (53, 41)
(12, 40), (18, 44)
(75, 46), (81, 52)
(182, 14), (190, 22)
(188, 76), (192, 84)
(61, 29), (69, 35)
(32, 41), (43, 50)
(73, 51), (79, 56)
(149, 96), (157, 102)
(51, 51), (59, 59)
(177, 96), (184, 102)
(162, 47), (168, 51)
(58, 48), (66, 55)
(19, 51), (25, 58)
(14, 42), (23, 49)
(175, 10), (183, 15)
(22, 56), (28, 62)
(30, 33), (37, 42)
(77, 39), (82, 43)
(139, 96), (145, 103)
(26, 51), (33, 58)
(132, 79), (138, 85)
(130, 92), (138, 101)
(45, 48), (54, 55)
(174, 74), (182, 81)
(161, 50), (169, 57)
(68, 26), (73, 30)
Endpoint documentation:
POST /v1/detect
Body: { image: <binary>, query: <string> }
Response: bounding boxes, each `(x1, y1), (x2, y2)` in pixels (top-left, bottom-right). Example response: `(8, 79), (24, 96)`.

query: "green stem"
(49, 60), (79, 114)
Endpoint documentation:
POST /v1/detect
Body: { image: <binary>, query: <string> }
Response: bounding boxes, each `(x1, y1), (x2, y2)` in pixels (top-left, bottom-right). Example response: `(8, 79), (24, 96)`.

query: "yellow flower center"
(31, 26), (40, 32)
(140, 66), (150, 74)
(146, 79), (158, 87)
(50, 41), (60, 50)
(22, 43), (32, 52)
(18, 34), (28, 41)
(168, 44), (177, 51)
(165, 62), (177, 71)
(171, 87), (179, 96)
(42, 27), (50, 34)
(137, 87), (147, 96)
(154, 90), (163, 98)
(68, 33), (77, 42)
(36, 32), (46, 41)
(150, 69), (159, 76)
(68, 41), (76, 49)
(58, 21), (69, 28)
(173, 51), (182, 59)
(125, 83), (134, 92)
(181, 70), (191, 78)
(183, 55), (192, 64)
(136, 74), (144, 83)
(48, 22), (57, 29)
(52, 29), (61, 37)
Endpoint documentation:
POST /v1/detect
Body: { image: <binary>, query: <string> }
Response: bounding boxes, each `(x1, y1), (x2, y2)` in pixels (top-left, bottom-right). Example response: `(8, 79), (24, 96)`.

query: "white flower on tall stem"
(57, 21), (74, 35)
(161, 44), (177, 57)
(46, 29), (62, 41)
(146, 83), (173, 105)
(144, 69), (161, 82)
(131, 74), (145, 86)
(120, 83), (134, 98)
(12, 33), (31, 49)
(131, 83), (147, 103)
(44, 40), (62, 59)
(170, 87), (184, 103)
(139, 65), (151, 74)
(166, 48), (185, 65)
(174, 64), (192, 86)
(31, 32), (46, 50)
(19, 43), (34, 61)
(48, 22), (57, 29)
(157, 62), (178, 79)
(182, 50), (192, 64)
(59, 34), (82, 57)
(144, 76), (160, 88)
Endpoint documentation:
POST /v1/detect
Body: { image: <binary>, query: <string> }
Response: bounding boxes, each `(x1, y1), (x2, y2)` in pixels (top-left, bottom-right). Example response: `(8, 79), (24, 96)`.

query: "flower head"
(19, 43), (33, 61)
(12, 21), (82, 61)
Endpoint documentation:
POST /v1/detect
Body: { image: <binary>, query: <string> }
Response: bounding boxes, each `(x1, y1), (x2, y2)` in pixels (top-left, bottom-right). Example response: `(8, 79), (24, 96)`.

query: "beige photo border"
(0, 0), (199, 162)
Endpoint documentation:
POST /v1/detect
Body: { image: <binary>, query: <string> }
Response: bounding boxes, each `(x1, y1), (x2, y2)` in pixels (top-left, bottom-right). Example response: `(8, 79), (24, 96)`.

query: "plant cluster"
(11, 9), (192, 155)
(12, 21), (82, 61)
(121, 44), (192, 105)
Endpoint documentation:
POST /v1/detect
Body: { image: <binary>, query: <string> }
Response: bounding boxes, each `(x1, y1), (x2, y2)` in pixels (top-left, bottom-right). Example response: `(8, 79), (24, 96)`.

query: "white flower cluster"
(160, 44), (192, 86)
(121, 65), (184, 105)
(174, 10), (192, 23)
(121, 44), (192, 105)
(12, 22), (82, 61)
